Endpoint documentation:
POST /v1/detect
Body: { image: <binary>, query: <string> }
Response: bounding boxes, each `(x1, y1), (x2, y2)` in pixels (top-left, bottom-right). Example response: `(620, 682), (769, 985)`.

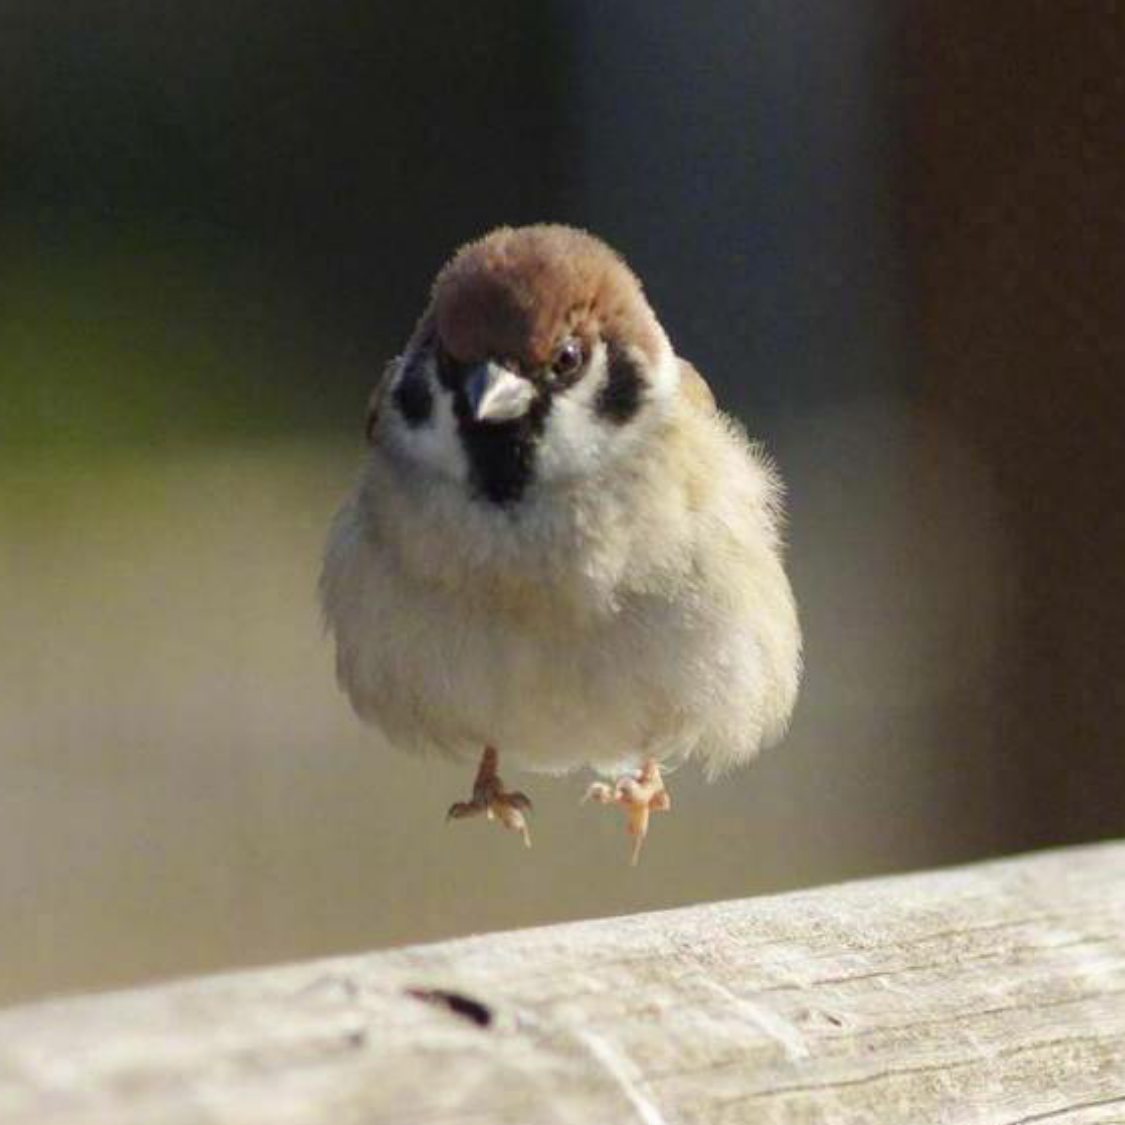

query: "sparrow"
(320, 224), (801, 862)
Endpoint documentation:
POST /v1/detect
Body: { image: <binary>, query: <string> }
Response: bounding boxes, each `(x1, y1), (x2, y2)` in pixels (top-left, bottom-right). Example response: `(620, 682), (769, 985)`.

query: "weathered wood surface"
(1, 843), (1123, 1125)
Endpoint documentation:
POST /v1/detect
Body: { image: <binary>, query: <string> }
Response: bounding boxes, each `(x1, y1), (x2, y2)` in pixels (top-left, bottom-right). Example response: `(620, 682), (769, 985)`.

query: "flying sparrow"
(320, 225), (801, 862)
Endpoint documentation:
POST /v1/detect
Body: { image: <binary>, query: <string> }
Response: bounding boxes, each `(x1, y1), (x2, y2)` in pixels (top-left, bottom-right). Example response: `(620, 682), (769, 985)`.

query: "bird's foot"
(583, 760), (670, 865)
(447, 746), (532, 847)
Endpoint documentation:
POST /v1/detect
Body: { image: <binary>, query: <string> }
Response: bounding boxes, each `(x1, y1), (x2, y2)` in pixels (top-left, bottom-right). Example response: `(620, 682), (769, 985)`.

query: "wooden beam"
(1, 843), (1124, 1124)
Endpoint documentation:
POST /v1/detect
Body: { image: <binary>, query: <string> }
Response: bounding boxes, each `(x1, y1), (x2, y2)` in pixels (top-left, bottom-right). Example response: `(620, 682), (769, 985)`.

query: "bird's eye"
(551, 338), (584, 380)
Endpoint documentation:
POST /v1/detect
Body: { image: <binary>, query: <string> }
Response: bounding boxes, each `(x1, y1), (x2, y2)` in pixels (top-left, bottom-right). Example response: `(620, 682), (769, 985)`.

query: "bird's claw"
(446, 749), (532, 847)
(582, 761), (669, 865)
(446, 800), (481, 821)
(491, 799), (532, 847)
(506, 791), (533, 813)
(582, 782), (615, 805)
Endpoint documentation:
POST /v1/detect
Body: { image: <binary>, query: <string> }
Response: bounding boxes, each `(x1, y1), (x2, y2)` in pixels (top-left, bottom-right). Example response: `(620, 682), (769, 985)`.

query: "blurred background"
(1, 2), (1122, 1007)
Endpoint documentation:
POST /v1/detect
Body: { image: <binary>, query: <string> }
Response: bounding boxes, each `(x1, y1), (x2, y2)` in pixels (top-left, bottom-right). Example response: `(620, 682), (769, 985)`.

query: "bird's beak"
(465, 362), (535, 423)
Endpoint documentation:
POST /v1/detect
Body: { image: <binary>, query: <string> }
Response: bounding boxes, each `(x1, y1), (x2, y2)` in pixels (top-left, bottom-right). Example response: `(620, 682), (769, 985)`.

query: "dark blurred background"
(1, 2), (1122, 1006)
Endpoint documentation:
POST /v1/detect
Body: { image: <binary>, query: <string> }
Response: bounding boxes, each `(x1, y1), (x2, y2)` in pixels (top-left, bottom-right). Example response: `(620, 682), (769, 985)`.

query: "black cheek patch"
(392, 363), (434, 428)
(596, 347), (645, 425)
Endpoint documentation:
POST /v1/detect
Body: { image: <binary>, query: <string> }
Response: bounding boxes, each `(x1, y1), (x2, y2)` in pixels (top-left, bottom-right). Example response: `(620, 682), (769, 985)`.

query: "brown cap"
(427, 224), (665, 370)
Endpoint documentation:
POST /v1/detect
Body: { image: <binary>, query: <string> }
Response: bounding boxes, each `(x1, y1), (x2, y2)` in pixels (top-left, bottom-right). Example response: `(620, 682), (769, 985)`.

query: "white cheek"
(382, 364), (468, 483)
(570, 341), (612, 410)
(536, 343), (614, 480)
(535, 340), (679, 482)
(645, 343), (679, 403)
(411, 388), (468, 482)
(536, 397), (608, 480)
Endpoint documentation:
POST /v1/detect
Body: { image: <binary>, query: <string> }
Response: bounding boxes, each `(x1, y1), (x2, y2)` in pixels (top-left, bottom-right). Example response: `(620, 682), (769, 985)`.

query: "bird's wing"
(677, 358), (717, 413)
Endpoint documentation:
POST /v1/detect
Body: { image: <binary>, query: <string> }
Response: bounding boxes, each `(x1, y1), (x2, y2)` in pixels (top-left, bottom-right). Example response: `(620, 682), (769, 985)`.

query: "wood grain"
(1, 843), (1123, 1124)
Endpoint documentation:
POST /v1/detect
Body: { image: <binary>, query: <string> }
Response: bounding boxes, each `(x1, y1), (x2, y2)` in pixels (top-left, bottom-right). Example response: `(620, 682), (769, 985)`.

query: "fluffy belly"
(339, 569), (693, 774)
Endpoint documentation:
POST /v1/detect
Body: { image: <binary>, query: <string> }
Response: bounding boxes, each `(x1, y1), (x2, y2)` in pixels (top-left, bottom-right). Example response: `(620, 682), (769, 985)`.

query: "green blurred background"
(2, 2), (1123, 1007)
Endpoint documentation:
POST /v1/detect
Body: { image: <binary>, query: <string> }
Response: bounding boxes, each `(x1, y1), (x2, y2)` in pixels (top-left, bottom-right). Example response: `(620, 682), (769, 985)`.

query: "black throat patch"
(453, 397), (552, 507)
(438, 356), (552, 507)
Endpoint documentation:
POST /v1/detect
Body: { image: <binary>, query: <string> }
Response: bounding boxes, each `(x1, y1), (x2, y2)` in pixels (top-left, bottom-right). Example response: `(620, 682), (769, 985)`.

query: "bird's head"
(368, 225), (679, 507)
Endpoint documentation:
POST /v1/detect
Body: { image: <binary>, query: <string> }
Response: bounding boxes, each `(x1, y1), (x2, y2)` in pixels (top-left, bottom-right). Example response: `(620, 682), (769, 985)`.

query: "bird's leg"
(583, 759), (670, 865)
(446, 746), (532, 847)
